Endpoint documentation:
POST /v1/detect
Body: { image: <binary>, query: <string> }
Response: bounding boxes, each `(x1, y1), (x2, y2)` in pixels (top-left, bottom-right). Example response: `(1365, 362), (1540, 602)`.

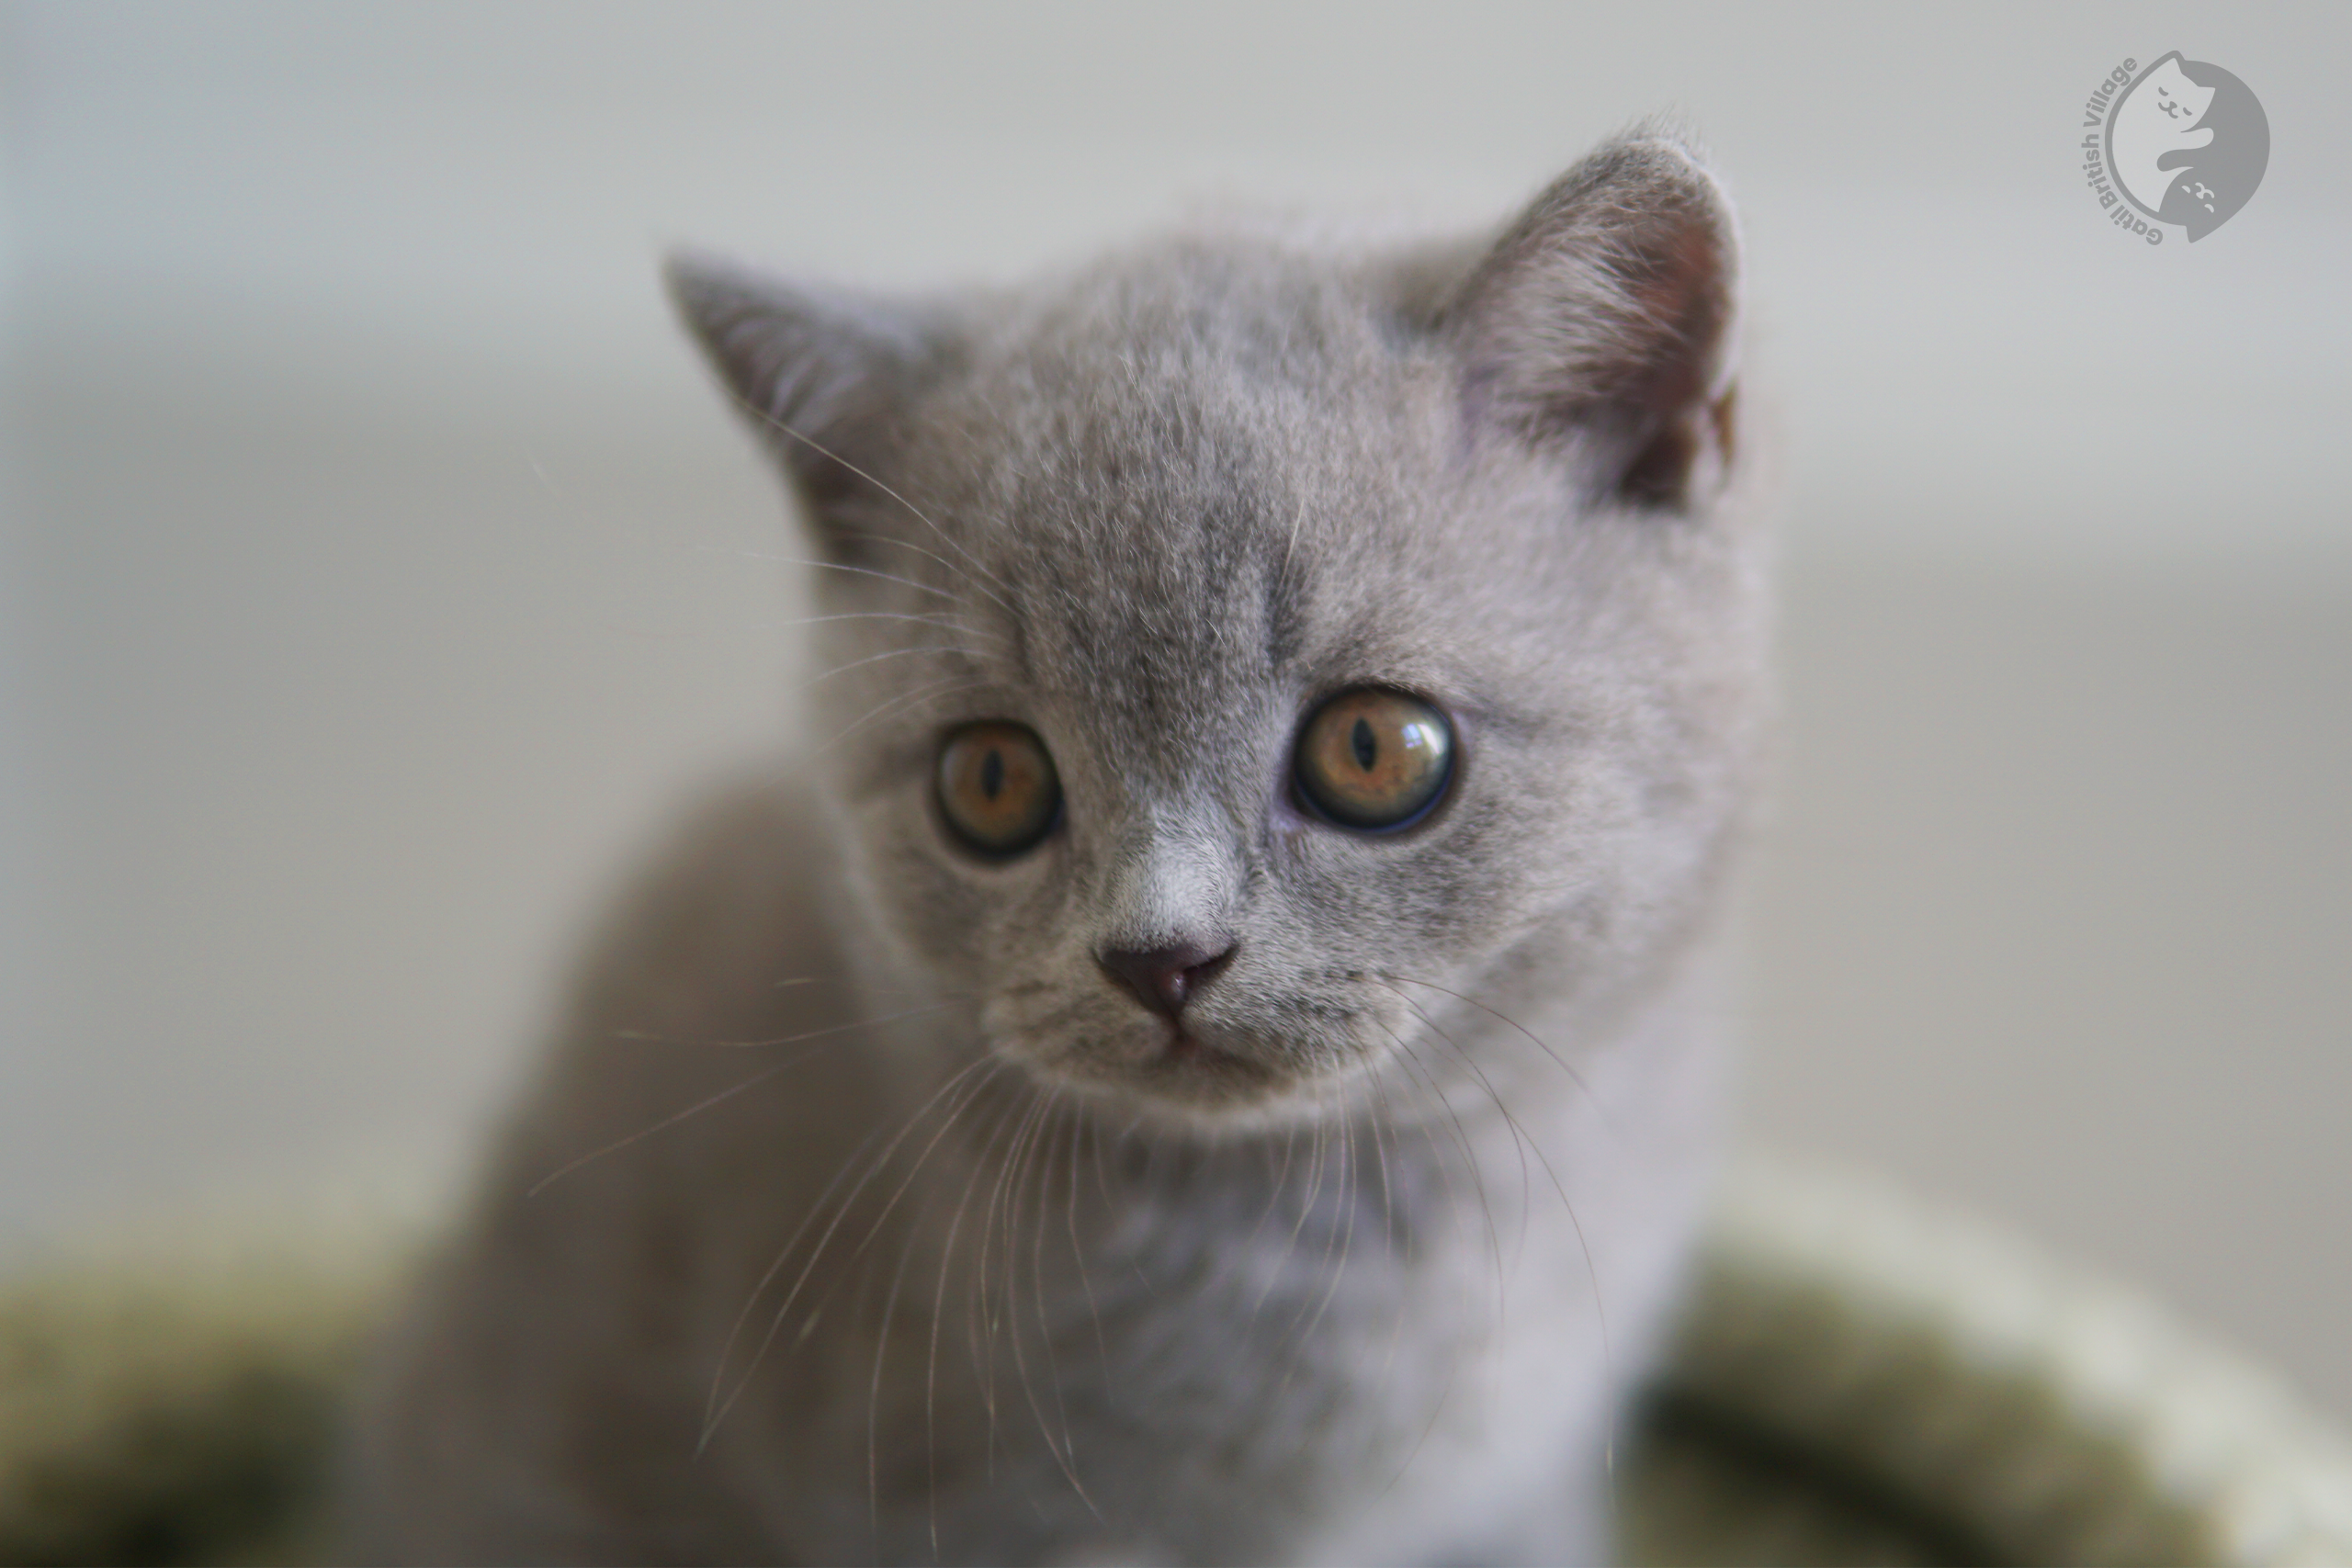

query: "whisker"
(1284, 1112), (1349, 1347)
(795, 643), (978, 692)
(813, 676), (989, 757)
(817, 524), (1019, 623)
(1239, 1122), (1304, 1337)
(927, 1081), (1031, 1552)
(1377, 1043), (1509, 1497)
(842, 1066), (1008, 1278)
(1239, 1122), (1300, 1262)
(526, 1062), (791, 1198)
(976, 1093), (1054, 1421)
(1362, 1068), (1416, 1445)
(784, 1056), (1011, 1375)
(1389, 998), (1607, 1329)
(766, 608), (1008, 645)
(699, 1110), (900, 1438)
(702, 1051), (999, 1448)
(1305, 1102), (1362, 1344)
(1085, 1113), (1117, 1224)
(1280, 491), (1309, 595)
(1374, 989), (1621, 1496)
(1378, 1117), (1466, 1497)
(1009, 1094), (1102, 1519)
(1272, 1096), (1361, 1417)
(1374, 1024), (1505, 1319)
(1250, 1115), (1329, 1344)
(683, 545), (967, 608)
(1379, 973), (1612, 1128)
(867, 1203), (927, 1547)
(1032, 1103), (1083, 1453)
(720, 393), (1025, 622)
(983, 1094), (1041, 1334)
(767, 976), (977, 997)
(984, 1092), (1064, 1477)
(1062, 1108), (1113, 1390)
(1376, 984), (1535, 1292)
(613, 998), (962, 1051)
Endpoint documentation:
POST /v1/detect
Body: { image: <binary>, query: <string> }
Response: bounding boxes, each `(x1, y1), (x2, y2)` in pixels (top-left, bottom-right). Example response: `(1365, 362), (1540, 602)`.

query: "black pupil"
(1351, 717), (1377, 772)
(979, 749), (1005, 800)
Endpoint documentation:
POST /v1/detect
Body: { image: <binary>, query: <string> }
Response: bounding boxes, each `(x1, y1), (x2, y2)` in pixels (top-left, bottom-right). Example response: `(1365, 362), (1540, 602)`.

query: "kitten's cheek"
(978, 992), (1145, 1073)
(1061, 1017), (1172, 1075)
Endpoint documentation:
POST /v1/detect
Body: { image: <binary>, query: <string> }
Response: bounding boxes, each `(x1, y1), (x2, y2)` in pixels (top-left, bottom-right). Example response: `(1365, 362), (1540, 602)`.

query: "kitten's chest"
(1098, 1139), (1599, 1422)
(862, 1123), (1606, 1562)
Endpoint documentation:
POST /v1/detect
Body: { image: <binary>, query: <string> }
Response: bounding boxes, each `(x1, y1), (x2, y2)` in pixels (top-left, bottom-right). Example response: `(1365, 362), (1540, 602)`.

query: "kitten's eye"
(936, 722), (1061, 857)
(1294, 689), (1453, 831)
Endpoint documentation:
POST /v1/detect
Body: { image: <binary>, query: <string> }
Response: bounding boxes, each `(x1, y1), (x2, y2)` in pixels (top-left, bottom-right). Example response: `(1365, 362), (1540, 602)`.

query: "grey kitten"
(340, 129), (1768, 1566)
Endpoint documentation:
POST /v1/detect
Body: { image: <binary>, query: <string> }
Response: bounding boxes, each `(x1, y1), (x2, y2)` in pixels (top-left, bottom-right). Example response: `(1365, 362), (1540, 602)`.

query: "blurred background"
(1, 1), (2344, 1420)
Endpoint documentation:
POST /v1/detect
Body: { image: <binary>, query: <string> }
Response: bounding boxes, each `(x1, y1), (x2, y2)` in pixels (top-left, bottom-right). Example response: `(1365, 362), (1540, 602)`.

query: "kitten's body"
(343, 132), (1770, 1564)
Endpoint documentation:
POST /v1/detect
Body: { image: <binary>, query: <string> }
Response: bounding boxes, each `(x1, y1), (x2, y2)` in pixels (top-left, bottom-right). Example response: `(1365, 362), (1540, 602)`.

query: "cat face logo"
(2105, 52), (2269, 240)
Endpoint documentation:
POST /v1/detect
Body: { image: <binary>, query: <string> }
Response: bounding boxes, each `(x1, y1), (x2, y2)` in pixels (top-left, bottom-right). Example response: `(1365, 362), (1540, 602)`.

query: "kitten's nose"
(1098, 937), (1237, 1019)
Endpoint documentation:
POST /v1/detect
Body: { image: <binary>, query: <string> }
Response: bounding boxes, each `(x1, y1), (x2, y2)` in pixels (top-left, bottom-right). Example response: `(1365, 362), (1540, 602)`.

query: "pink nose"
(1097, 939), (1237, 1018)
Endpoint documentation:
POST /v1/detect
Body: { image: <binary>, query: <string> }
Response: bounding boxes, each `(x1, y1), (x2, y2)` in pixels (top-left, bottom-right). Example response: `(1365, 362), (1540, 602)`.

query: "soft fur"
(339, 129), (1771, 1565)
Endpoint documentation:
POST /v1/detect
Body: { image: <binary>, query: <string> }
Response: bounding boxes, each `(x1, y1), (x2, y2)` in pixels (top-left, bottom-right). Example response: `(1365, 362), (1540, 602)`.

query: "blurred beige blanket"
(4, 1156), (2346, 1566)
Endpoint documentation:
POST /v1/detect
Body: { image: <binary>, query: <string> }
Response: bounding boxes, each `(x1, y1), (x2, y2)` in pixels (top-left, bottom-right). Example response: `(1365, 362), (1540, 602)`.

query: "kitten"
(340, 128), (1768, 1566)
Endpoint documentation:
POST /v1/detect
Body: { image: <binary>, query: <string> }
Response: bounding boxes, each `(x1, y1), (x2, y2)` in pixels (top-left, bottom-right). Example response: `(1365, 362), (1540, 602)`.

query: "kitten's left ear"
(1444, 130), (1741, 510)
(663, 251), (949, 532)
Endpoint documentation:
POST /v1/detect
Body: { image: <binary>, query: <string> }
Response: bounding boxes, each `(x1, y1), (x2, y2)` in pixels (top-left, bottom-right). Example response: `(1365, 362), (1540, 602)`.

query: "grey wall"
(3, 1), (2346, 1417)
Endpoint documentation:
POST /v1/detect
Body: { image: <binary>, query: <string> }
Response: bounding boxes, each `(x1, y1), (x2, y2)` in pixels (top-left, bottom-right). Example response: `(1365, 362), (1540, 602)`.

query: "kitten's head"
(671, 131), (1766, 1132)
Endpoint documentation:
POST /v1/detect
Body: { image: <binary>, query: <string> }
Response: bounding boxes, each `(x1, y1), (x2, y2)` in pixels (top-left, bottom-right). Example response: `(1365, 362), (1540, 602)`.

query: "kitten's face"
(675, 139), (1763, 1130)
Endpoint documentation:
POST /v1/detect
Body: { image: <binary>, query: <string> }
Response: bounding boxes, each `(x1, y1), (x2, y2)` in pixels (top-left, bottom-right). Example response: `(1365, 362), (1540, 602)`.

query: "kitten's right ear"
(1442, 130), (1741, 512)
(663, 251), (945, 529)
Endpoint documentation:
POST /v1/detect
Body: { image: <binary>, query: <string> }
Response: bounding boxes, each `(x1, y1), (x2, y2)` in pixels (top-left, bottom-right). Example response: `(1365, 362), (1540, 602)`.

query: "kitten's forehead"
(914, 245), (1447, 748)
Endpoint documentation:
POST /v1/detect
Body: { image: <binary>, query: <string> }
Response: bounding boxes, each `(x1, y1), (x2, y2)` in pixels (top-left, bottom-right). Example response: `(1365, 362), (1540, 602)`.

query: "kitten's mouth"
(1149, 1019), (1258, 1077)
(987, 989), (1353, 1122)
(1019, 1017), (1291, 1118)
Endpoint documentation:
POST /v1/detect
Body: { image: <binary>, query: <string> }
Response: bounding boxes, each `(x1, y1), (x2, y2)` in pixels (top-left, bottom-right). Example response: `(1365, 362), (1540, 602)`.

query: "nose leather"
(1098, 938), (1237, 1018)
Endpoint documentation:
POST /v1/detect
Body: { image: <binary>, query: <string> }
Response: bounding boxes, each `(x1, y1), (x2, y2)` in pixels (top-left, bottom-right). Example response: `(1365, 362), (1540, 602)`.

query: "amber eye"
(936, 722), (1061, 856)
(1294, 689), (1453, 831)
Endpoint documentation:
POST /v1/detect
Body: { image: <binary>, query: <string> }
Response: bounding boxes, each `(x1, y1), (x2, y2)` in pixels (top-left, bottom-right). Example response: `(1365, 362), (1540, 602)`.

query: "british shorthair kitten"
(341, 127), (1769, 1565)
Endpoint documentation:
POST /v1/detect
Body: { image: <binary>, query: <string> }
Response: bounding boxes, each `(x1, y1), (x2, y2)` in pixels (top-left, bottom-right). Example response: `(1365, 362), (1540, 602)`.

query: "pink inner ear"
(1448, 136), (1740, 509)
(1710, 384), (1739, 468)
(1611, 220), (1737, 508)
(1620, 218), (1733, 419)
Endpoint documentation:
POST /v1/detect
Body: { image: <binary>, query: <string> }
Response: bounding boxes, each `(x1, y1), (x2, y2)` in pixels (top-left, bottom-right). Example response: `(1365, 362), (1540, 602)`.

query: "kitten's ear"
(664, 250), (946, 530)
(1443, 131), (1740, 510)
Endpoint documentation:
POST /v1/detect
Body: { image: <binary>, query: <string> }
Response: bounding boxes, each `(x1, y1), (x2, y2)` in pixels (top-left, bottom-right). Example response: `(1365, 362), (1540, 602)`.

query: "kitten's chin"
(1004, 1026), (1343, 1135)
